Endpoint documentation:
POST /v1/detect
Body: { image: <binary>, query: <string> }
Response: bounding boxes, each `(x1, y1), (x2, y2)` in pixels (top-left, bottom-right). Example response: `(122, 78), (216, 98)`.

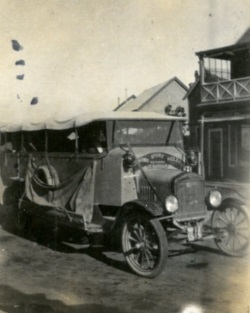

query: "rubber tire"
(211, 200), (250, 257)
(36, 165), (60, 186)
(2, 183), (26, 233)
(121, 213), (168, 278)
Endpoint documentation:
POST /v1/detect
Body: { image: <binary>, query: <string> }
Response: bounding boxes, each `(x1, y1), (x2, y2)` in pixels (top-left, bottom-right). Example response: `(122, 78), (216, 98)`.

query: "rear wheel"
(212, 200), (250, 257)
(121, 213), (168, 278)
(2, 183), (28, 233)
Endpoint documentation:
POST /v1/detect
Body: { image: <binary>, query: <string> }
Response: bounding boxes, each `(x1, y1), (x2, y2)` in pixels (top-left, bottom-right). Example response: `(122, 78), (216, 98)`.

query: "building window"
(204, 58), (231, 83)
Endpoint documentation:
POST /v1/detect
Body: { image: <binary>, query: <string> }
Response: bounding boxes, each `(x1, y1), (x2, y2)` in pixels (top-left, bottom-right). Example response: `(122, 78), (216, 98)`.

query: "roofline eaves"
(196, 41), (250, 58)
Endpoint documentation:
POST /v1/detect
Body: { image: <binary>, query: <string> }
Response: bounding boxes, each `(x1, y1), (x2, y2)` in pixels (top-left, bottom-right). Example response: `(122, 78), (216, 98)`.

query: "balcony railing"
(201, 76), (250, 103)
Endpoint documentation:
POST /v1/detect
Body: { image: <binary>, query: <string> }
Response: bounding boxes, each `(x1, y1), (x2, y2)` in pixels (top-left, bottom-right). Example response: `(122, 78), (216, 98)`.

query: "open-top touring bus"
(0, 111), (249, 277)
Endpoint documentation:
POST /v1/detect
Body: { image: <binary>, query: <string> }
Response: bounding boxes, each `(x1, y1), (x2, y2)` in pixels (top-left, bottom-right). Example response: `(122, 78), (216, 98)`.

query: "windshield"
(113, 120), (183, 148)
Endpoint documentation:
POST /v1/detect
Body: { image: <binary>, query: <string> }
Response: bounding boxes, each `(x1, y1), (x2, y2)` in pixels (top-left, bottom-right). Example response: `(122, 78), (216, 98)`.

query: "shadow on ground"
(0, 203), (131, 275)
(0, 202), (222, 278)
(0, 285), (127, 313)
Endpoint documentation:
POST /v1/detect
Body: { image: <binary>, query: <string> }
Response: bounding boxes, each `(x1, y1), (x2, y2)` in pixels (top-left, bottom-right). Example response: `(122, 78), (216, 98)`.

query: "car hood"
(137, 168), (203, 202)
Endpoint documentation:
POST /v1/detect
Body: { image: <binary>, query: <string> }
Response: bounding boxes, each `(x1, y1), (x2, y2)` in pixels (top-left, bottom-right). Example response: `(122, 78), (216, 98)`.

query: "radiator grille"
(174, 180), (206, 221)
(139, 177), (207, 221)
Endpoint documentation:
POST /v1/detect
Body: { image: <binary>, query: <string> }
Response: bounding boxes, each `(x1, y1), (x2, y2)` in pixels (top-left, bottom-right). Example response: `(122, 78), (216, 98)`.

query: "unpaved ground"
(0, 212), (249, 313)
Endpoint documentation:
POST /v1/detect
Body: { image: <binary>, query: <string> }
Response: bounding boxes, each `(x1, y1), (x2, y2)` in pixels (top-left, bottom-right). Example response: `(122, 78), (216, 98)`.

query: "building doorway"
(208, 128), (223, 179)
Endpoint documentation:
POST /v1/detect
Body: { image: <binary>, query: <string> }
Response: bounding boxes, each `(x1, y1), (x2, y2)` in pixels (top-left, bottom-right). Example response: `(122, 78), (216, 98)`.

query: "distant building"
(114, 77), (189, 118)
(114, 95), (136, 111)
(186, 28), (250, 183)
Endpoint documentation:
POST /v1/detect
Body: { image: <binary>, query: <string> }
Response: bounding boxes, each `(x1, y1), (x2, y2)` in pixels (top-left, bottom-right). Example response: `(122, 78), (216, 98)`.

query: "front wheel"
(211, 200), (250, 257)
(121, 213), (168, 278)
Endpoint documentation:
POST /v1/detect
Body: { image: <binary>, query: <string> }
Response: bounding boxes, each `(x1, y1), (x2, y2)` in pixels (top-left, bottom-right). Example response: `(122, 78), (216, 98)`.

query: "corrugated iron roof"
(236, 27), (250, 44)
(117, 77), (188, 112)
(113, 95), (136, 111)
(196, 28), (250, 58)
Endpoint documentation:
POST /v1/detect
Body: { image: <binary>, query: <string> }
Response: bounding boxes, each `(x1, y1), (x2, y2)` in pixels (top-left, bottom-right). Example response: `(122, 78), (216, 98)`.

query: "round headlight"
(165, 195), (178, 213)
(208, 190), (222, 207)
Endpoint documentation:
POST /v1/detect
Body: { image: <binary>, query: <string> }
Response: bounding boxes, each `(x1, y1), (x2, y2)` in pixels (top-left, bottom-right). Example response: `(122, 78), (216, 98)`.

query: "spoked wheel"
(212, 200), (250, 257)
(121, 213), (168, 278)
(2, 183), (26, 233)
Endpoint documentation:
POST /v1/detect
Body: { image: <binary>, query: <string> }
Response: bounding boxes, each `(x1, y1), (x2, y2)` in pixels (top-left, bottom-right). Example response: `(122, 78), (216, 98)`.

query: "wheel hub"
(227, 223), (236, 234)
(135, 242), (145, 249)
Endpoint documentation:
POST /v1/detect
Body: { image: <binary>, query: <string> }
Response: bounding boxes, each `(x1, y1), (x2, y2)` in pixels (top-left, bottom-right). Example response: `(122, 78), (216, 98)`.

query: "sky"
(0, 0), (249, 123)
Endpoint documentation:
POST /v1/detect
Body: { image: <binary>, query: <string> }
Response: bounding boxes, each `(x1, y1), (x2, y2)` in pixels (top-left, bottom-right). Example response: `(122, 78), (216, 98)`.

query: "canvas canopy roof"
(0, 111), (186, 133)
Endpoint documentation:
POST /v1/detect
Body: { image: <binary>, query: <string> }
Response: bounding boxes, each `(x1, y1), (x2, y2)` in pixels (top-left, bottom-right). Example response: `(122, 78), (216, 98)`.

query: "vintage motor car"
(0, 111), (249, 277)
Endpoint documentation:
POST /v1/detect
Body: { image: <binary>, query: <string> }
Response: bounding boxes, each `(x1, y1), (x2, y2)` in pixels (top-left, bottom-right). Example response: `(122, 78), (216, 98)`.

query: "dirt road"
(0, 215), (249, 313)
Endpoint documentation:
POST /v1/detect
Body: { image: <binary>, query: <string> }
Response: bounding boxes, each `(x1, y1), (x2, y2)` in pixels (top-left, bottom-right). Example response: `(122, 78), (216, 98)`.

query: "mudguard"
(206, 185), (247, 210)
(122, 199), (164, 217)
(220, 189), (245, 204)
(218, 198), (246, 210)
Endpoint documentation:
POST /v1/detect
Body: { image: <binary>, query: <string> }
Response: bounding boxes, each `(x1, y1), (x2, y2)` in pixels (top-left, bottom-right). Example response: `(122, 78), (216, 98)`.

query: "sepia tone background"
(0, 0), (249, 118)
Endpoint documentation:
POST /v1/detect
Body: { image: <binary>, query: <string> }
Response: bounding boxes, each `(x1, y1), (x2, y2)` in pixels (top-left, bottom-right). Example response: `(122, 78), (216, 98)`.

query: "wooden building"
(186, 28), (250, 185)
(114, 77), (189, 118)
